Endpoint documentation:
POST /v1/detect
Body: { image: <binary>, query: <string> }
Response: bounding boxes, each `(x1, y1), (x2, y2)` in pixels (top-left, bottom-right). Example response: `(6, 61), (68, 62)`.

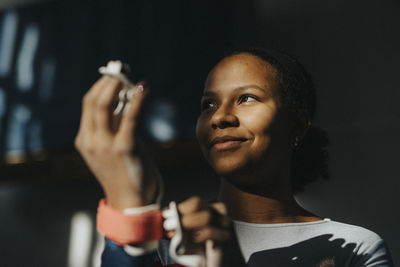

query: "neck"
(217, 177), (320, 224)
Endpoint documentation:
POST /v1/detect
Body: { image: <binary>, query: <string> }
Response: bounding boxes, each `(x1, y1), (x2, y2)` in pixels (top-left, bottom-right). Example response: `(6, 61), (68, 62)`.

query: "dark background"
(0, 0), (398, 266)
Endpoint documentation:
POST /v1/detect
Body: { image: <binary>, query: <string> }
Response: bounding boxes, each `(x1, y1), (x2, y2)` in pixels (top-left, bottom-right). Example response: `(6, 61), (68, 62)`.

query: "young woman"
(75, 48), (393, 266)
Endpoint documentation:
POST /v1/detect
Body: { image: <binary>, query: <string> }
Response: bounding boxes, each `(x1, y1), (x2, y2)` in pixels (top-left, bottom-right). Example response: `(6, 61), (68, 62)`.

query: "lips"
(209, 136), (248, 150)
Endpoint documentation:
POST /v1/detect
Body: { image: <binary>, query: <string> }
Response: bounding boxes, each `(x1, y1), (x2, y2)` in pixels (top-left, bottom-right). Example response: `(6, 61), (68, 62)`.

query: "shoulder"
(234, 219), (394, 266)
(321, 219), (382, 244)
(321, 219), (394, 265)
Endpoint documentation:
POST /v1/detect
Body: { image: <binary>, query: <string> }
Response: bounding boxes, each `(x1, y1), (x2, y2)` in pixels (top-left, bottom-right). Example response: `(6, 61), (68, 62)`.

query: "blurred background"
(0, 0), (399, 266)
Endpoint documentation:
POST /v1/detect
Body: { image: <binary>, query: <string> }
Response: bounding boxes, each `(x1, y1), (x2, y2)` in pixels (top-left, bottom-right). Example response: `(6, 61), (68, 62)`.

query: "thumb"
(206, 240), (223, 267)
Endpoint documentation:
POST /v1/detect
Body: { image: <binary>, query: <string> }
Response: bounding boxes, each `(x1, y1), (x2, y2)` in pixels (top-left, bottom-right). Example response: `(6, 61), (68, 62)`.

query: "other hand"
(173, 196), (246, 267)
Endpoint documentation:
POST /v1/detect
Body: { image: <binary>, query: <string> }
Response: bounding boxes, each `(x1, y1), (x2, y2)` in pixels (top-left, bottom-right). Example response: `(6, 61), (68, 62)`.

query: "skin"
(196, 53), (320, 223)
(75, 75), (233, 255)
(75, 77), (160, 209)
(75, 53), (319, 266)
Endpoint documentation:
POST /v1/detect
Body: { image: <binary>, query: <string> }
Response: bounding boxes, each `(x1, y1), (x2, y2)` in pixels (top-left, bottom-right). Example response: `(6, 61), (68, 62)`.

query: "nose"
(210, 104), (239, 129)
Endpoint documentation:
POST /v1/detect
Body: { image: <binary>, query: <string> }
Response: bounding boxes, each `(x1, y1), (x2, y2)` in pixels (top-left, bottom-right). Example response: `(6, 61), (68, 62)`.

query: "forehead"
(204, 53), (278, 93)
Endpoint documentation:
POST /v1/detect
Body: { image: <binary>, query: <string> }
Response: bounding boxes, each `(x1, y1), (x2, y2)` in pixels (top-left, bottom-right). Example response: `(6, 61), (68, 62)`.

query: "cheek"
(240, 108), (277, 138)
(239, 107), (283, 158)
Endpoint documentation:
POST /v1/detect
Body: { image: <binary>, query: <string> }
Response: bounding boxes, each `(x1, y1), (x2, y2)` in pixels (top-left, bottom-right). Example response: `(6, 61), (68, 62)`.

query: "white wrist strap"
(123, 204), (160, 215)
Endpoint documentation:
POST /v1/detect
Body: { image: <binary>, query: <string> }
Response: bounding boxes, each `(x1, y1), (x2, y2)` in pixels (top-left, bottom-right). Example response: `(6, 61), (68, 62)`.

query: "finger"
(166, 230), (176, 239)
(116, 83), (147, 144)
(75, 77), (111, 150)
(181, 210), (213, 229)
(211, 202), (228, 215)
(94, 76), (122, 135)
(178, 196), (207, 214)
(206, 240), (223, 267)
(210, 203), (231, 228)
(181, 210), (231, 230)
(192, 227), (231, 244)
(79, 76), (110, 133)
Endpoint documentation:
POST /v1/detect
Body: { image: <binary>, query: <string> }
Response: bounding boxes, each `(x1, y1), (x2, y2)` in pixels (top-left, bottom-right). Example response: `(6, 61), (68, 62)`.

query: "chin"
(210, 157), (251, 177)
(214, 166), (261, 190)
(208, 154), (272, 188)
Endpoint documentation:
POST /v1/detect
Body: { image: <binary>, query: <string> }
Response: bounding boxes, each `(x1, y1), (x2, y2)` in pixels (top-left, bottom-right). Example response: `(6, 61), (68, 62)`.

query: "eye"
(201, 99), (217, 112)
(238, 94), (258, 104)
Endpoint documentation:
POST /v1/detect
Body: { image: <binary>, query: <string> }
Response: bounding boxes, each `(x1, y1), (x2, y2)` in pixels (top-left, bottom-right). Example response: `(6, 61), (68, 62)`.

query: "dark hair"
(229, 47), (329, 193)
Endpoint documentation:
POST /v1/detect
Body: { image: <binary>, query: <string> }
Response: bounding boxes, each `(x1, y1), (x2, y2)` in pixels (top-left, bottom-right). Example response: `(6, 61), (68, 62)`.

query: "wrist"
(97, 198), (163, 245)
(103, 174), (162, 211)
(104, 185), (158, 211)
(107, 194), (150, 211)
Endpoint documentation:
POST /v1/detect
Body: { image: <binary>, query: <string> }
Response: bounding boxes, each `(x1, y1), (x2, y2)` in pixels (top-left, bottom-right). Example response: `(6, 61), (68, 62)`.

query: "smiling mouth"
(210, 136), (248, 151)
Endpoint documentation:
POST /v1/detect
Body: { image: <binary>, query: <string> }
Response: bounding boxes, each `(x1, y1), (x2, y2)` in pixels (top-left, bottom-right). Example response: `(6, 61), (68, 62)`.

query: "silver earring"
(293, 137), (299, 148)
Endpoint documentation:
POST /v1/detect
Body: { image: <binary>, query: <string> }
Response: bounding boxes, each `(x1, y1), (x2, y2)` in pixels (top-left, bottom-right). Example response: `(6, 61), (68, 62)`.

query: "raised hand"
(75, 75), (161, 210)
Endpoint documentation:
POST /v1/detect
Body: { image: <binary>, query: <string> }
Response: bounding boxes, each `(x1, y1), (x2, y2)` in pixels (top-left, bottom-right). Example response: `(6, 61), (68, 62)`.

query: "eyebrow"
(202, 85), (268, 97)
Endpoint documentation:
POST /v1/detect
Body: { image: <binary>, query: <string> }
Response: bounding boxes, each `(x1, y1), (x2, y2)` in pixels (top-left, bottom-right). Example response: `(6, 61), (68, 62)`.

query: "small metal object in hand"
(98, 60), (142, 116)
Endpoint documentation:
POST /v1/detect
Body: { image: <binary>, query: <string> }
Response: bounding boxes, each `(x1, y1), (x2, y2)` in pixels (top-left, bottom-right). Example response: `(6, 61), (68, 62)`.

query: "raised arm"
(75, 75), (160, 210)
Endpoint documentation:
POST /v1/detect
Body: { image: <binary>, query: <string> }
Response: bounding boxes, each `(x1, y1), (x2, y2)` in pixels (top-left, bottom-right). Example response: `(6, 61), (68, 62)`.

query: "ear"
(291, 112), (311, 143)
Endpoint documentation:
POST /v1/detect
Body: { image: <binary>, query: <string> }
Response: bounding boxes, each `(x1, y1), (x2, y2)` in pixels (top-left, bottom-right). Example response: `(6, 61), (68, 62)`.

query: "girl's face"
(196, 53), (295, 185)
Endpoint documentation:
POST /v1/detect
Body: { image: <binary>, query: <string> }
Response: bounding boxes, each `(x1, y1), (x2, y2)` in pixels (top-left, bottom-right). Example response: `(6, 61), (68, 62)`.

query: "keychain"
(98, 60), (142, 116)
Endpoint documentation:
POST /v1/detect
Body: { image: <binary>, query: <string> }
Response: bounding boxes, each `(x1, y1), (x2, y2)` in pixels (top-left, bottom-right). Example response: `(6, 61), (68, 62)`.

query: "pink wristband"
(96, 199), (163, 245)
